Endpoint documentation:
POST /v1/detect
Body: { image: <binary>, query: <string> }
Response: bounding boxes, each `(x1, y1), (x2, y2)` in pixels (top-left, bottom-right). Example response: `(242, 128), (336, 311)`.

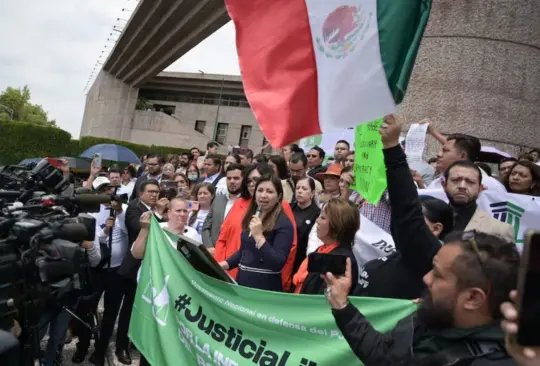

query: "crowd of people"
(31, 117), (540, 366)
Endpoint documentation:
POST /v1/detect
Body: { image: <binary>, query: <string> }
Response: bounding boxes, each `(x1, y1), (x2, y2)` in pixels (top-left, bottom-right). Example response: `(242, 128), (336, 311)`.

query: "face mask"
(188, 174), (198, 181)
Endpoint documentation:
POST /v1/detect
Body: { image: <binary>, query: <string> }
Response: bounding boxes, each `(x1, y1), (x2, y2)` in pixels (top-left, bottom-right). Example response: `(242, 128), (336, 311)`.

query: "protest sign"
(129, 219), (416, 366)
(352, 119), (387, 205)
(404, 123), (428, 164)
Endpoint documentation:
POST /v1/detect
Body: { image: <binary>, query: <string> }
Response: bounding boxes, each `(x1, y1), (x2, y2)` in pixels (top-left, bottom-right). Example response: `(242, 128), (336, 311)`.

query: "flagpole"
(212, 77), (225, 144)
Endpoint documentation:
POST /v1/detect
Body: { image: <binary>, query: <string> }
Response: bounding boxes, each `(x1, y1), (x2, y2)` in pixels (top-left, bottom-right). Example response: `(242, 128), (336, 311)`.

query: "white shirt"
(92, 203), (129, 268)
(204, 172), (221, 184)
(427, 168), (507, 193)
(188, 209), (209, 240)
(215, 177), (228, 196)
(159, 222), (200, 247)
(224, 192), (239, 218)
(117, 181), (135, 198)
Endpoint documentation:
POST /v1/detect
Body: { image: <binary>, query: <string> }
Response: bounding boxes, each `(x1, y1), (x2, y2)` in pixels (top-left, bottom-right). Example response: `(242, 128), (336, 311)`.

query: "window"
(239, 125), (251, 148)
(214, 123), (229, 145)
(262, 136), (272, 154)
(195, 120), (206, 133)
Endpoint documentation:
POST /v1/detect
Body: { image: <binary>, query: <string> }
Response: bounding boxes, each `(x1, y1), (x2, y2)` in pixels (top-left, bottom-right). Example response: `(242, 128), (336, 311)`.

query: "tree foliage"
(0, 85), (56, 126)
(0, 120), (189, 165)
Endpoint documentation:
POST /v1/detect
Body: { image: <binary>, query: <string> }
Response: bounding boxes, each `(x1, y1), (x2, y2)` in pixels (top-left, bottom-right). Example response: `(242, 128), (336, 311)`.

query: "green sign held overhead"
(129, 219), (416, 366)
(353, 119), (387, 205)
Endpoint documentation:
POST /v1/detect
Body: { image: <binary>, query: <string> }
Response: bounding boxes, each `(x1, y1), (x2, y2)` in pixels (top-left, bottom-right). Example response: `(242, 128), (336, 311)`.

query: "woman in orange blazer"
(214, 163), (297, 291)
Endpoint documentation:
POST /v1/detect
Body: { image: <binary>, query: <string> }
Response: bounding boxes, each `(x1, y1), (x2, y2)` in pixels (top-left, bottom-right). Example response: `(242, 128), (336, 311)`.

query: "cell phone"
(160, 180), (178, 191)
(515, 230), (540, 346)
(186, 200), (200, 211)
(307, 253), (347, 275)
(93, 153), (102, 168)
(46, 157), (63, 168)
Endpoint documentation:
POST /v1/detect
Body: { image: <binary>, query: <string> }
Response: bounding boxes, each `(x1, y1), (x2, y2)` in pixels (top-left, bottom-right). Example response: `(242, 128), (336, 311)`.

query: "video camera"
(0, 159), (113, 335)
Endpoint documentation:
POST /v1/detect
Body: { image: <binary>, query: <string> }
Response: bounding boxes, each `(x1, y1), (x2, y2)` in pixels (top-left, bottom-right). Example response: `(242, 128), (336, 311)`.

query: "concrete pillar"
(80, 70), (139, 141)
(398, 0), (539, 155)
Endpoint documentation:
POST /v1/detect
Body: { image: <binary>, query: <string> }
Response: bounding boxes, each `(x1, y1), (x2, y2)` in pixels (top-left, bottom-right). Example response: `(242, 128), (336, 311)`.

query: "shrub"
(0, 121), (190, 165)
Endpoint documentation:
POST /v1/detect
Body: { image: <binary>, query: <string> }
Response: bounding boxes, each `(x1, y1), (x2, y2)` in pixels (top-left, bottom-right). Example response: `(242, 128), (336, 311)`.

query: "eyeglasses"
(462, 231), (491, 296)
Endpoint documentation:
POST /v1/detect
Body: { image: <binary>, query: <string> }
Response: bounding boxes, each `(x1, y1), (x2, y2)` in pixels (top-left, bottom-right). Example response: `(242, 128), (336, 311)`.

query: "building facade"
(80, 71), (274, 154)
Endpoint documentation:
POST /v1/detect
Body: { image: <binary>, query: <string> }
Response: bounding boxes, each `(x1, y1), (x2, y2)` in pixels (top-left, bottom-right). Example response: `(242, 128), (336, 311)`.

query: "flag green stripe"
(376, 0), (432, 103)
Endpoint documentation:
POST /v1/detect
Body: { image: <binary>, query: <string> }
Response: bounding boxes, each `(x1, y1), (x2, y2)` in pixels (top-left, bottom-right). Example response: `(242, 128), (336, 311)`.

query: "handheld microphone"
(249, 206), (262, 238)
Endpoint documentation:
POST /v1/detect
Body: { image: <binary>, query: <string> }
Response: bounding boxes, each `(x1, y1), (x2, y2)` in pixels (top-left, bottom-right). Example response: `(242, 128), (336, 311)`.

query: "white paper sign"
(405, 123), (428, 164)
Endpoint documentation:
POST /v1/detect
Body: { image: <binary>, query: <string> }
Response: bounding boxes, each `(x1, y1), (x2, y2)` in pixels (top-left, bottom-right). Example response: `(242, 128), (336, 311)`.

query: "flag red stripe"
(225, 0), (320, 148)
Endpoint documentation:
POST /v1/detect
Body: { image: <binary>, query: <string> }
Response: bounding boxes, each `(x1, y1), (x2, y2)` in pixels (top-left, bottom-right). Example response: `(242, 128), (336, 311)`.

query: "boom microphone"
(71, 194), (112, 206)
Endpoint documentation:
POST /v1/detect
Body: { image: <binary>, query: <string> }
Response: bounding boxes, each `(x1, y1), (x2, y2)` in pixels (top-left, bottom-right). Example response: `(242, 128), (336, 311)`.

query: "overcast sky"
(0, 0), (240, 138)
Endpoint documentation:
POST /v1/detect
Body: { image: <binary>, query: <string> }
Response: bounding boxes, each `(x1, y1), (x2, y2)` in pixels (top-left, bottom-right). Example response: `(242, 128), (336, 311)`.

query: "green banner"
(129, 219), (416, 365)
(353, 119), (388, 205)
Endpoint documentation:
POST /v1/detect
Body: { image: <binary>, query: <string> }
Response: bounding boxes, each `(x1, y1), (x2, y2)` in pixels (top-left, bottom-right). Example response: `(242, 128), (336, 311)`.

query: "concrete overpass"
(103, 0), (229, 87)
(81, 0), (539, 155)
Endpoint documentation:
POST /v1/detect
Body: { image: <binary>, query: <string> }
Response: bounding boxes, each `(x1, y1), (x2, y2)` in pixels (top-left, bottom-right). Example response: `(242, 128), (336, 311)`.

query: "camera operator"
(38, 237), (101, 366)
(72, 176), (129, 365)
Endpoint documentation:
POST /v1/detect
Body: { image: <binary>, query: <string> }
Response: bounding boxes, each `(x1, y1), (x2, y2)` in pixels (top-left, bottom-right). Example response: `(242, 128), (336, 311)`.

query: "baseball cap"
(92, 176), (112, 191)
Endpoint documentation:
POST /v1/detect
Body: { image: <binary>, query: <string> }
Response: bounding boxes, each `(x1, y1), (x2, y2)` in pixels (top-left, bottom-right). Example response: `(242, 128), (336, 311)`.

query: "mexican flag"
(225, 0), (432, 147)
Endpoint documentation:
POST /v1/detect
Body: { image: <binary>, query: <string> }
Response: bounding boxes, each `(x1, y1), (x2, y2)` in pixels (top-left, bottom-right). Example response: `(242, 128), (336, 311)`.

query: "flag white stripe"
(305, 0), (396, 133)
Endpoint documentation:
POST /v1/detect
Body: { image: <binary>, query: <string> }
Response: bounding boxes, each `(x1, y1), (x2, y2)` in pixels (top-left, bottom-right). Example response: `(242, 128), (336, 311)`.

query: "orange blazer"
(214, 198), (297, 291)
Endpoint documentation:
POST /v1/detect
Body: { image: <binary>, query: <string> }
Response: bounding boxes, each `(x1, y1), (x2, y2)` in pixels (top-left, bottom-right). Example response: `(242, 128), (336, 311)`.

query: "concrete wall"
(147, 100), (269, 153)
(398, 0), (540, 154)
(128, 110), (210, 148)
(80, 70), (138, 141)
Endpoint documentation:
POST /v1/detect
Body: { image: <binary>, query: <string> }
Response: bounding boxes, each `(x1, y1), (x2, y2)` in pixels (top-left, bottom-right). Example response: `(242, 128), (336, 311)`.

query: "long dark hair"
(269, 155), (289, 180)
(240, 163), (274, 199)
(419, 196), (454, 240)
(241, 174), (283, 233)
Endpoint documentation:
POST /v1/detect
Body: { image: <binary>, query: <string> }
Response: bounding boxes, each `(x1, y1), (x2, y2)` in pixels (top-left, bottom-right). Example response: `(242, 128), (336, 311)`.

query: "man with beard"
(176, 152), (194, 174)
(130, 153), (164, 200)
(201, 164), (245, 252)
(443, 160), (514, 242)
(282, 153), (322, 204)
(323, 231), (520, 366)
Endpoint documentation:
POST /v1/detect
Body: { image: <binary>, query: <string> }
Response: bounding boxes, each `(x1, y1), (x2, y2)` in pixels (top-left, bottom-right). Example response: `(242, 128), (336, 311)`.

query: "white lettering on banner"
(419, 189), (540, 246)
(405, 123), (428, 164)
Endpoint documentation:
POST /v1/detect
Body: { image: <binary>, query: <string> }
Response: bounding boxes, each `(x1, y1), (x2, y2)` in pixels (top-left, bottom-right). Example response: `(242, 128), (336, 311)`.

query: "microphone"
(249, 206), (262, 238)
(72, 194), (113, 206)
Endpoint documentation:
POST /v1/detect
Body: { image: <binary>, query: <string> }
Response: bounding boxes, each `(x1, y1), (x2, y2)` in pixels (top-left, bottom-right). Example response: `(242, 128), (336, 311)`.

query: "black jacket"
(333, 304), (514, 366)
(300, 246), (358, 295)
(291, 202), (321, 274)
(307, 165), (327, 182)
(354, 145), (442, 300)
(117, 199), (161, 281)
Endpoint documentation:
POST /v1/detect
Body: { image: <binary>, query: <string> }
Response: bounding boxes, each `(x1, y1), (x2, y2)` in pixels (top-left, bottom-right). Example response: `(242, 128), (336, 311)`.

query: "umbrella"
(478, 146), (512, 164)
(19, 157), (43, 166)
(80, 144), (140, 164)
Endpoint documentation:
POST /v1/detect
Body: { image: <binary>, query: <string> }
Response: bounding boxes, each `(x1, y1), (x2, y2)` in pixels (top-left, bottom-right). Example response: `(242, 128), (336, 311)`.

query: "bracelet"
(333, 301), (349, 311)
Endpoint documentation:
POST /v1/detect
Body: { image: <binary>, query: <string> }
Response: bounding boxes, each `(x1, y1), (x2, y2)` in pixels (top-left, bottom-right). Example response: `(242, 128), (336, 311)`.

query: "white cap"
(92, 176), (111, 191)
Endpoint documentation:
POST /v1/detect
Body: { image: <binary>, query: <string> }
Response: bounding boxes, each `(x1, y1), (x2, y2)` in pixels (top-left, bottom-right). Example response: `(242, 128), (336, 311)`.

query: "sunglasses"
(462, 231), (491, 296)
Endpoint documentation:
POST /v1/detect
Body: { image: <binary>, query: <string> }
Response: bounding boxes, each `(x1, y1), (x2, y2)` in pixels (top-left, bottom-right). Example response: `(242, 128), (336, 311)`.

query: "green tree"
(0, 85), (56, 126)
